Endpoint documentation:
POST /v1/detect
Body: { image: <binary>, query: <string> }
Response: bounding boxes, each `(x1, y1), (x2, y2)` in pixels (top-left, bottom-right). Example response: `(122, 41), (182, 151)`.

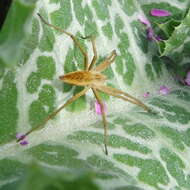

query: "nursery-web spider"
(18, 13), (151, 155)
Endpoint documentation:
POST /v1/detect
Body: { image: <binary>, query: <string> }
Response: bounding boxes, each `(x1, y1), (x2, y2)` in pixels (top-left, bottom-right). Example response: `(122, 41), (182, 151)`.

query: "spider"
(17, 13), (151, 155)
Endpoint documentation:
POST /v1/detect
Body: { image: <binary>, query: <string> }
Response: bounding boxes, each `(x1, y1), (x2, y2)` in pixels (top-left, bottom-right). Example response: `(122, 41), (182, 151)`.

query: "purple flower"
(16, 133), (29, 146)
(150, 9), (171, 17)
(159, 85), (170, 95)
(95, 101), (106, 115)
(138, 15), (161, 41)
(155, 35), (162, 41)
(16, 133), (26, 141)
(147, 27), (154, 40)
(138, 15), (151, 27)
(184, 71), (190, 86)
(20, 140), (29, 146)
(143, 92), (150, 98)
(185, 78), (190, 85)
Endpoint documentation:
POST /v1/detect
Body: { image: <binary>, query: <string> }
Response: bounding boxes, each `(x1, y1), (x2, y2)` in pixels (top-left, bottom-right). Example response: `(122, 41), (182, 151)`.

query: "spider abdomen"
(59, 71), (106, 86)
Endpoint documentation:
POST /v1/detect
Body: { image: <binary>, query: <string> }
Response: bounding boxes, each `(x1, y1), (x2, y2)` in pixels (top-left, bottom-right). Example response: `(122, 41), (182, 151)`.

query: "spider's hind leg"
(92, 88), (108, 155)
(95, 85), (151, 112)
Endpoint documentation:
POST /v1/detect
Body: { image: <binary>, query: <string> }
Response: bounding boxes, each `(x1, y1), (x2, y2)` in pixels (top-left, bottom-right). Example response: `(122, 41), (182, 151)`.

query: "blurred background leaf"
(0, 0), (37, 67)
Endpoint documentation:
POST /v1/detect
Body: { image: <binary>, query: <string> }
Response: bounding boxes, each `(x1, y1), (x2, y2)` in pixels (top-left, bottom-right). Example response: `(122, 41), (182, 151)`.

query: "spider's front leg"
(80, 35), (97, 70)
(37, 13), (89, 70)
(17, 87), (90, 142)
(94, 50), (117, 72)
(91, 88), (108, 155)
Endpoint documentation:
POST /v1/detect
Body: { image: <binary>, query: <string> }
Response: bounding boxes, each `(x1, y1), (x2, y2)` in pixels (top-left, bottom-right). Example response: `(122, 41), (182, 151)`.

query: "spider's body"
(18, 14), (151, 155)
(59, 71), (107, 86)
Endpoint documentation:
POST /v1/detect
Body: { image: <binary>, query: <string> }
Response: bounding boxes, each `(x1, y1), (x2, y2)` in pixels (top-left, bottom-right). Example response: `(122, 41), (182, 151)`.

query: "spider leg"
(94, 85), (151, 112)
(84, 36), (97, 71)
(80, 35), (97, 70)
(93, 50), (117, 72)
(37, 13), (89, 70)
(92, 88), (108, 155)
(17, 87), (90, 142)
(89, 37), (98, 70)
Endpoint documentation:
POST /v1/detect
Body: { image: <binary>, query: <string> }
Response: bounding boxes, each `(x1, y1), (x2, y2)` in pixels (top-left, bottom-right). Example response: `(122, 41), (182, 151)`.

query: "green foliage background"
(0, 0), (190, 190)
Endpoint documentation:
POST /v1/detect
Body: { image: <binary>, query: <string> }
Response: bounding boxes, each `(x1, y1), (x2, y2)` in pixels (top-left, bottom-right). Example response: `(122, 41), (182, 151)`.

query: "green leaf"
(0, 0), (37, 67)
(0, 159), (25, 181)
(19, 163), (100, 190)
(160, 8), (190, 56)
(66, 86), (87, 112)
(36, 56), (56, 80)
(0, 71), (18, 144)
(38, 8), (55, 52)
(156, 19), (181, 39)
(1, 1), (190, 190)
(50, 0), (72, 30)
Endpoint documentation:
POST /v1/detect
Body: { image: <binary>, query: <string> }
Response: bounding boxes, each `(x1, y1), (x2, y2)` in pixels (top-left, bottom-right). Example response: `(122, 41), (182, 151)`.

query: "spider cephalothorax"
(59, 70), (107, 86)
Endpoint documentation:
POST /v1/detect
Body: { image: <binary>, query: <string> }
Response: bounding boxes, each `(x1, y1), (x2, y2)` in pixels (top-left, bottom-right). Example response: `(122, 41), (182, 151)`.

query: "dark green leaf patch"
(18, 163), (100, 190)
(0, 159), (25, 180)
(73, 0), (85, 25)
(38, 8), (55, 52)
(115, 56), (124, 75)
(26, 72), (41, 94)
(50, 0), (72, 31)
(114, 154), (169, 190)
(66, 86), (87, 112)
(22, 18), (40, 63)
(68, 131), (152, 154)
(102, 22), (113, 40)
(123, 52), (136, 86)
(150, 97), (190, 124)
(158, 126), (186, 151)
(152, 56), (163, 78)
(123, 123), (155, 140)
(84, 5), (93, 20)
(38, 84), (55, 109)
(29, 100), (49, 127)
(90, 120), (116, 130)
(84, 20), (98, 37)
(73, 32), (87, 70)
(28, 84), (55, 128)
(92, 0), (110, 20)
(145, 64), (155, 81)
(27, 143), (90, 169)
(0, 72), (18, 144)
(113, 17), (137, 85)
(118, 0), (137, 16)
(87, 155), (134, 181)
(130, 21), (148, 54)
(114, 14), (124, 37)
(37, 56), (56, 80)
(0, 159), (25, 188)
(160, 148), (190, 189)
